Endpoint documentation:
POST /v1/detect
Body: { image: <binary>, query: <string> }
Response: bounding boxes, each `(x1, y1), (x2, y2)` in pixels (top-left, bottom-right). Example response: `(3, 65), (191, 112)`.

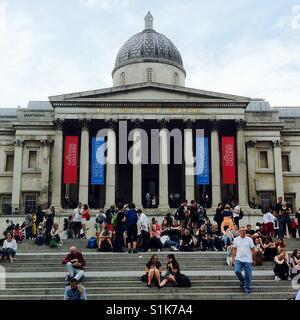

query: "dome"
(113, 12), (185, 75)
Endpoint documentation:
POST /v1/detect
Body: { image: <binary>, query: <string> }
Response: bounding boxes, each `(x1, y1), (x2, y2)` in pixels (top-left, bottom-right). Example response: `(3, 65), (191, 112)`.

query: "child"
(13, 224), (24, 243)
(35, 223), (46, 246)
(226, 244), (233, 267)
(290, 218), (297, 238)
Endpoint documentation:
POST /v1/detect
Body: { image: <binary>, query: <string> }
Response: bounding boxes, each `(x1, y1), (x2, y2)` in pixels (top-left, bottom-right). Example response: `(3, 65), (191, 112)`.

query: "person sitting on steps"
(145, 254), (163, 287)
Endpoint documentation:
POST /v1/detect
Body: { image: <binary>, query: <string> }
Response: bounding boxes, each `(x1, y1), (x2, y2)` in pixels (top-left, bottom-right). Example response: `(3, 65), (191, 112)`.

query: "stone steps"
(4, 279), (290, 288)
(0, 292), (295, 300)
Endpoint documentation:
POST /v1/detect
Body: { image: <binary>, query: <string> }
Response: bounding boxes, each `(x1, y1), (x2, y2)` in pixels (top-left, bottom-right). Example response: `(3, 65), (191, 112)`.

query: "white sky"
(1, 0), (300, 108)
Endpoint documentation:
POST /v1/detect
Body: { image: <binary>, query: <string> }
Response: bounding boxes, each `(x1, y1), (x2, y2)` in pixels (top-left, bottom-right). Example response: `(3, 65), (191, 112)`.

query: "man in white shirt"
(72, 203), (82, 239)
(263, 208), (275, 237)
(232, 203), (242, 229)
(232, 227), (256, 294)
(138, 209), (149, 252)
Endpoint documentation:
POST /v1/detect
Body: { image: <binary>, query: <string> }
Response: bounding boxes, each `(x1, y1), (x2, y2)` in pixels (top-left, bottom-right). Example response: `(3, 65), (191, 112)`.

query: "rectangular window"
(259, 192), (273, 210)
(259, 151), (268, 168)
(5, 154), (14, 172)
(1, 197), (12, 215)
(28, 151), (37, 169)
(282, 155), (290, 172)
(284, 195), (294, 212)
(24, 194), (37, 212)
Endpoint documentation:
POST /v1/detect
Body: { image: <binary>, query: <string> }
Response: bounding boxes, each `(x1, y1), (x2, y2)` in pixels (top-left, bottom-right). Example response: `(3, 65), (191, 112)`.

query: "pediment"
(49, 82), (250, 104)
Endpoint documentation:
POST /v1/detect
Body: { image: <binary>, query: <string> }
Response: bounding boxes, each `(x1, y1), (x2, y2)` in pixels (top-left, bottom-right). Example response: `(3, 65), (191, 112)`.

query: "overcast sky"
(1, 0), (300, 108)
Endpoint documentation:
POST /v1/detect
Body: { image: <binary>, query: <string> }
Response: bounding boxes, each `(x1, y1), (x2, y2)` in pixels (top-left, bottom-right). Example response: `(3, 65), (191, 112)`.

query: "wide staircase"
(0, 238), (299, 300)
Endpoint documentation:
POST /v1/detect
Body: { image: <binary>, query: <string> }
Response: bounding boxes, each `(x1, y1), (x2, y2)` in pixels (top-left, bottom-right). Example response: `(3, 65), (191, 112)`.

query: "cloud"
(186, 36), (300, 106)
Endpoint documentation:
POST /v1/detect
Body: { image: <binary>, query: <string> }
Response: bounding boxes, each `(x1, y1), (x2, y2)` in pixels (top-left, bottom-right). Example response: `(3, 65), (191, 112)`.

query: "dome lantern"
(144, 11), (153, 30)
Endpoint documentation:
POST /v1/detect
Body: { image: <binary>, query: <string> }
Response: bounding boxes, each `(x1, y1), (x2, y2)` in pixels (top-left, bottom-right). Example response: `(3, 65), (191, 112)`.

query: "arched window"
(173, 72), (179, 86)
(146, 68), (153, 82)
(120, 72), (126, 86)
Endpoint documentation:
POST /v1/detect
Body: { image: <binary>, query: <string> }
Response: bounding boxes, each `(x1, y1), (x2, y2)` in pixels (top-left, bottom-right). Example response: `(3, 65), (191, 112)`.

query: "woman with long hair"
(144, 254), (162, 287)
(158, 254), (180, 288)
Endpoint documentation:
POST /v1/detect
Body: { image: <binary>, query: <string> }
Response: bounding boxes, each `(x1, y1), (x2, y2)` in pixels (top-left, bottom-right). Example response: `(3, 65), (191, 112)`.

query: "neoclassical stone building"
(1, 12), (300, 215)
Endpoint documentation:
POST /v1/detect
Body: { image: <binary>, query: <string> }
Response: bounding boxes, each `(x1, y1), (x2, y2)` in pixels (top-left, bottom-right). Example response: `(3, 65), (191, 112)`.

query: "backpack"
(175, 273), (191, 287)
(111, 213), (118, 228)
(87, 237), (98, 249)
(49, 238), (58, 248)
(96, 214), (105, 224)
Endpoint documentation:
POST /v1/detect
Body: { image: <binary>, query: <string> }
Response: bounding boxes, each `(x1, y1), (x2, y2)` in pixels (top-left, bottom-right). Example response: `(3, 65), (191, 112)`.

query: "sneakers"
(244, 288), (251, 294)
(275, 276), (280, 281)
(157, 249), (161, 252)
(133, 249), (138, 254)
(148, 249), (151, 252)
(128, 249), (132, 254)
(170, 246), (179, 251)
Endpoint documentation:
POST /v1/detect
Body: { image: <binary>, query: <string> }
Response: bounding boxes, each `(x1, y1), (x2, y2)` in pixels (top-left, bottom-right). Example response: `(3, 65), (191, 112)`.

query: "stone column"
(79, 119), (90, 205)
(210, 120), (221, 207)
(273, 140), (284, 200)
(132, 119), (143, 208)
(158, 119), (170, 211)
(52, 119), (64, 210)
(11, 139), (24, 212)
(246, 140), (256, 204)
(40, 139), (52, 207)
(184, 119), (195, 202)
(105, 120), (117, 208)
(236, 119), (248, 206)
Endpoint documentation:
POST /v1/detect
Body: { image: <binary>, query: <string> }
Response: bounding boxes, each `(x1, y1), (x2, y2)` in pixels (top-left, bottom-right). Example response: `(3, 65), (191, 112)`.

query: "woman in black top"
(145, 254), (162, 287)
(113, 206), (126, 252)
(158, 254), (180, 288)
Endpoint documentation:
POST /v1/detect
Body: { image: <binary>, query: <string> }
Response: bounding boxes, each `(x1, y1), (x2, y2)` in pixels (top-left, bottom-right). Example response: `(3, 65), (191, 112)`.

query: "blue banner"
(196, 135), (210, 185)
(91, 137), (105, 185)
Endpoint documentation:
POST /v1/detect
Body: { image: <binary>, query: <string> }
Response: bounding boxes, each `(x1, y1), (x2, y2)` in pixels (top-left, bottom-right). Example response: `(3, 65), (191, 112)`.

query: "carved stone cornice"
(105, 118), (117, 130)
(184, 118), (195, 129)
(131, 118), (144, 128)
(235, 119), (246, 131)
(245, 140), (256, 148)
(53, 119), (64, 130)
(272, 140), (281, 148)
(158, 118), (169, 129)
(13, 139), (24, 147)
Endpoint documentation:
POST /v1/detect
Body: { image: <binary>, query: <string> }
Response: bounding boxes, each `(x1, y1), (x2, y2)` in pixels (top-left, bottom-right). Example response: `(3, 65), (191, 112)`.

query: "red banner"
(222, 136), (236, 184)
(64, 136), (78, 184)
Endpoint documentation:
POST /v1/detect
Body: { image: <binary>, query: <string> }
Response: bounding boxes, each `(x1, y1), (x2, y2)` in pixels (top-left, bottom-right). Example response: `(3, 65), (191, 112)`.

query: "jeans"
(234, 260), (252, 292)
(1, 248), (16, 258)
(66, 262), (85, 281)
(164, 239), (179, 249)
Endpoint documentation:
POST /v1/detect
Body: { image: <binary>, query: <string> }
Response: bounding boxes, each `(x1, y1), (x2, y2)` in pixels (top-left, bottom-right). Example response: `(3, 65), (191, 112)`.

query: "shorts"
(73, 222), (82, 233)
(81, 218), (87, 224)
(127, 224), (137, 243)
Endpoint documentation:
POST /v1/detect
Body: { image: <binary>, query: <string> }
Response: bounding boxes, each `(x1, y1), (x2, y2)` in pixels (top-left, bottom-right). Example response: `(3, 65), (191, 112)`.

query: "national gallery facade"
(1, 13), (300, 214)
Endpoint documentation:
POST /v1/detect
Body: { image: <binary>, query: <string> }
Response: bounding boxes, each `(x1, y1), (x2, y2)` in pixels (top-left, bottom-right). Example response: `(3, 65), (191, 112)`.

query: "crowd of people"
(0, 195), (299, 298)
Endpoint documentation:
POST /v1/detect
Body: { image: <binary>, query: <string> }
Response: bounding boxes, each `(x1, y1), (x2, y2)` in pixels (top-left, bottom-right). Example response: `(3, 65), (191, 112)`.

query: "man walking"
(232, 227), (256, 294)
